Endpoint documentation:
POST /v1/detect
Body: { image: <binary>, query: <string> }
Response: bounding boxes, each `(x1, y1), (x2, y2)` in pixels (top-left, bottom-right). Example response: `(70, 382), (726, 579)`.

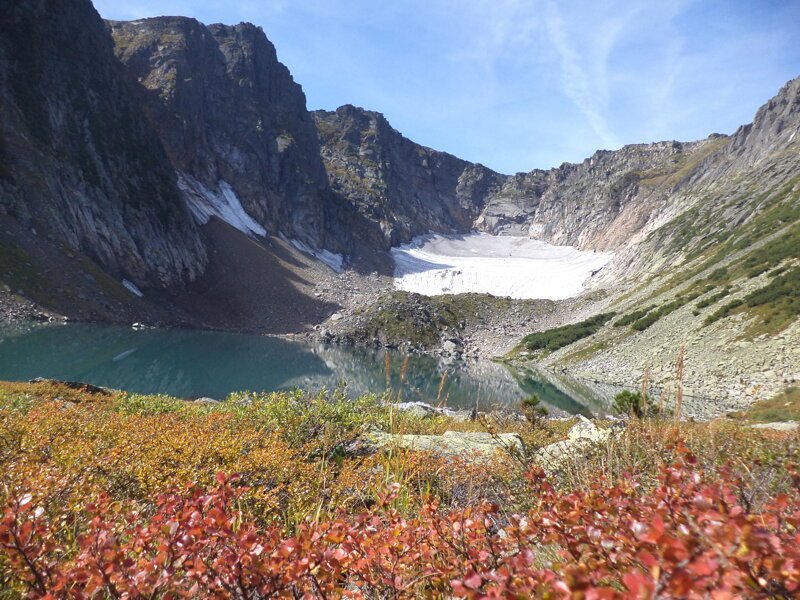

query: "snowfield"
(391, 233), (613, 300)
(289, 238), (344, 273)
(178, 174), (266, 237)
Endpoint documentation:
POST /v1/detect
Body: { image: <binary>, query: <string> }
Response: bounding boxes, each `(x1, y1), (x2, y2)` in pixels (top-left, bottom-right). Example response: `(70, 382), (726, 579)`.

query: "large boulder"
(535, 415), (615, 472)
(366, 430), (523, 460)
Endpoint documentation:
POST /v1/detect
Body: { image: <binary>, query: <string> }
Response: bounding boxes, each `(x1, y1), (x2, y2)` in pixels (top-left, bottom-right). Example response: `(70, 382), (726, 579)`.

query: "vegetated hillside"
(0, 380), (798, 597)
(504, 77), (800, 410)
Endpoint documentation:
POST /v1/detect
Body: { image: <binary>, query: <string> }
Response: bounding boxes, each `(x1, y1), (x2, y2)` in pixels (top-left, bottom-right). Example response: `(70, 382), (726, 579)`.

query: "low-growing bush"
(695, 286), (732, 310)
(629, 291), (704, 331)
(612, 390), (661, 418)
(1, 447), (798, 598)
(523, 312), (615, 352)
(614, 305), (656, 327)
(704, 268), (800, 330)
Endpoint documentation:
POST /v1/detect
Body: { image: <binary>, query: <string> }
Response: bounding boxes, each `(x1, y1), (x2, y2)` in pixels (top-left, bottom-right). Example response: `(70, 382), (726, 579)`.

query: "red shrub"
(2, 450), (799, 598)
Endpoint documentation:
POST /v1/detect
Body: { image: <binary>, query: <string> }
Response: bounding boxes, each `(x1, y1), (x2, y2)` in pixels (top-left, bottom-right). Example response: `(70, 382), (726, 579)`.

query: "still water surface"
(0, 323), (616, 415)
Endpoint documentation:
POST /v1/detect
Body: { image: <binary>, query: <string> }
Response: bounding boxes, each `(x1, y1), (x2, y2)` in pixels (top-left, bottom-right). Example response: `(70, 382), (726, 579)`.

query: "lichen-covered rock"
(366, 430), (523, 460)
(535, 416), (614, 472)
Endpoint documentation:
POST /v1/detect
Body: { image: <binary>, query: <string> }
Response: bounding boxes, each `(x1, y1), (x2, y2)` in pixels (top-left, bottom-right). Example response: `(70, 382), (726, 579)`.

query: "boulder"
(535, 416), (615, 472)
(749, 421), (799, 432)
(366, 430), (523, 460)
(194, 397), (220, 404)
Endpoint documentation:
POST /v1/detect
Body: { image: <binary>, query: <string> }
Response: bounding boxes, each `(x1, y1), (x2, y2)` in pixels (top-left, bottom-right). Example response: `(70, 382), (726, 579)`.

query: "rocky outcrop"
(365, 430), (524, 460)
(0, 0), (206, 288)
(480, 138), (728, 251)
(724, 76), (800, 168)
(313, 105), (506, 248)
(108, 17), (345, 252)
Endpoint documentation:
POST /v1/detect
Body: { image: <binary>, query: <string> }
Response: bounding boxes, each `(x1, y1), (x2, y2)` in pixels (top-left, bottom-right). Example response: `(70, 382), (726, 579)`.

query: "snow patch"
(178, 174), (266, 237)
(121, 279), (144, 297)
(391, 233), (613, 300)
(290, 239), (344, 273)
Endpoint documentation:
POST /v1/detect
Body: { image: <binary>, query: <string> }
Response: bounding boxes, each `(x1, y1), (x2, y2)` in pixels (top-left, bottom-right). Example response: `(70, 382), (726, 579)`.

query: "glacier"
(391, 233), (613, 300)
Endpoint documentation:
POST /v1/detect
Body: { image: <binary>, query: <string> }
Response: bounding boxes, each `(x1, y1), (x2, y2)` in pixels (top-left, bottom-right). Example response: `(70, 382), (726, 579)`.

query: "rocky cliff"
(313, 106), (506, 248)
(0, 0), (206, 289)
(108, 17), (346, 252)
(313, 106), (736, 259)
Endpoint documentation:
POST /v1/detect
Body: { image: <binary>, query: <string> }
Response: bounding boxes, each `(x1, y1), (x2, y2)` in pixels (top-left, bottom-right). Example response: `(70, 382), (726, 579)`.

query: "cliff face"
(312, 106), (738, 256)
(479, 138), (729, 250)
(107, 17), (343, 251)
(0, 0), (206, 287)
(313, 106), (507, 248)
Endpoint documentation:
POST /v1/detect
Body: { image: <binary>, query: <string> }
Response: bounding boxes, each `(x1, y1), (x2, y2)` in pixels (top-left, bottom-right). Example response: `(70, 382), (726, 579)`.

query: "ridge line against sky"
(94, 0), (800, 175)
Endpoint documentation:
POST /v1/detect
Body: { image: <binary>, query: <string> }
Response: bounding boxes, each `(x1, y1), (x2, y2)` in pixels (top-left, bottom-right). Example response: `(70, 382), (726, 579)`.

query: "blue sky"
(94, 0), (800, 174)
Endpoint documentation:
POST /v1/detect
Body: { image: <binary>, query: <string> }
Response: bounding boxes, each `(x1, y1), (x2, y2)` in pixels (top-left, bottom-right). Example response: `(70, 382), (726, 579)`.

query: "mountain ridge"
(0, 1), (798, 408)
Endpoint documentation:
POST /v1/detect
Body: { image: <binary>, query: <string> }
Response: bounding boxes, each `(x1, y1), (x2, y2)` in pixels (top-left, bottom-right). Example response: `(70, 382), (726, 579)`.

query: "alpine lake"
(0, 322), (624, 416)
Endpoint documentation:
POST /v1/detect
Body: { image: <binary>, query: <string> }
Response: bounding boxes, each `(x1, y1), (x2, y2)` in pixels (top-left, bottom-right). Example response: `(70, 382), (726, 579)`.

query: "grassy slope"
(508, 168), (800, 383)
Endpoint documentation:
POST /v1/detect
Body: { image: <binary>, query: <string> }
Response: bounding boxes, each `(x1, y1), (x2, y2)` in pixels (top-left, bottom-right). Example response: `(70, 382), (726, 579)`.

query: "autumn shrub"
(2, 381), (799, 598)
(0, 383), (517, 534)
(2, 446), (799, 598)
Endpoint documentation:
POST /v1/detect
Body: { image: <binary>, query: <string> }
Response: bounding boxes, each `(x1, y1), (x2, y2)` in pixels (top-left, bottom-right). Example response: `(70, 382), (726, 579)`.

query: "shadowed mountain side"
(170, 219), (340, 333)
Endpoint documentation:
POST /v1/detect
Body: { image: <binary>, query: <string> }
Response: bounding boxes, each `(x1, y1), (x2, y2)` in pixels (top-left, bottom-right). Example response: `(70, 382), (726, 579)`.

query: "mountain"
(0, 1), (350, 329)
(0, 0), (798, 407)
(315, 80), (800, 409)
(313, 106), (506, 248)
(107, 17), (345, 252)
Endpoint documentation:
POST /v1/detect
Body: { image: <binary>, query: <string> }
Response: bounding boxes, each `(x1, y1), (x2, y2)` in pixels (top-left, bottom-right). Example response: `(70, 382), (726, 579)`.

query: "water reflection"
(0, 323), (609, 414)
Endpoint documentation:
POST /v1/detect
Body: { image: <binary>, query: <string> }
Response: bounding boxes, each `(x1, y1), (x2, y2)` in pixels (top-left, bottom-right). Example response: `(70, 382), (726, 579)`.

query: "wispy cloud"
(543, 1), (621, 149)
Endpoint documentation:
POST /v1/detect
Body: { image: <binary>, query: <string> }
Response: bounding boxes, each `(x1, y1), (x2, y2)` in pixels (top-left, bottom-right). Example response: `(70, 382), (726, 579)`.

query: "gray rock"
(366, 430), (523, 461)
(535, 417), (615, 472)
(749, 421), (799, 432)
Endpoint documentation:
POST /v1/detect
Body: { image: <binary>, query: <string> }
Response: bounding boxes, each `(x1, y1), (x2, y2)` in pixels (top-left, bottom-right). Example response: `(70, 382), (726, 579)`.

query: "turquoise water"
(0, 323), (610, 415)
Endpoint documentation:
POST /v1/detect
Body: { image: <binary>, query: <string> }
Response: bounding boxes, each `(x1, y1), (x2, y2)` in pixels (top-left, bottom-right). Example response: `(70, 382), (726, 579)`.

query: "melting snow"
(121, 279), (144, 297)
(391, 233), (613, 300)
(290, 239), (344, 273)
(178, 174), (266, 237)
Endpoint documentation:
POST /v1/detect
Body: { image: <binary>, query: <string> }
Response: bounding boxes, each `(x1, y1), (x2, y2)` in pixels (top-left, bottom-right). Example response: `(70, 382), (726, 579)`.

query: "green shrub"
(523, 313), (615, 353)
(704, 268), (800, 329)
(695, 287), (732, 310)
(614, 305), (656, 327)
(520, 394), (548, 426)
(612, 390), (660, 418)
(628, 291), (703, 331)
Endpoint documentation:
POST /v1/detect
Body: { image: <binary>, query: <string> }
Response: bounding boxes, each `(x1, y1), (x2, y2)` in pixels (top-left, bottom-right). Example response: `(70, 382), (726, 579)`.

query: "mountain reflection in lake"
(0, 323), (612, 415)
